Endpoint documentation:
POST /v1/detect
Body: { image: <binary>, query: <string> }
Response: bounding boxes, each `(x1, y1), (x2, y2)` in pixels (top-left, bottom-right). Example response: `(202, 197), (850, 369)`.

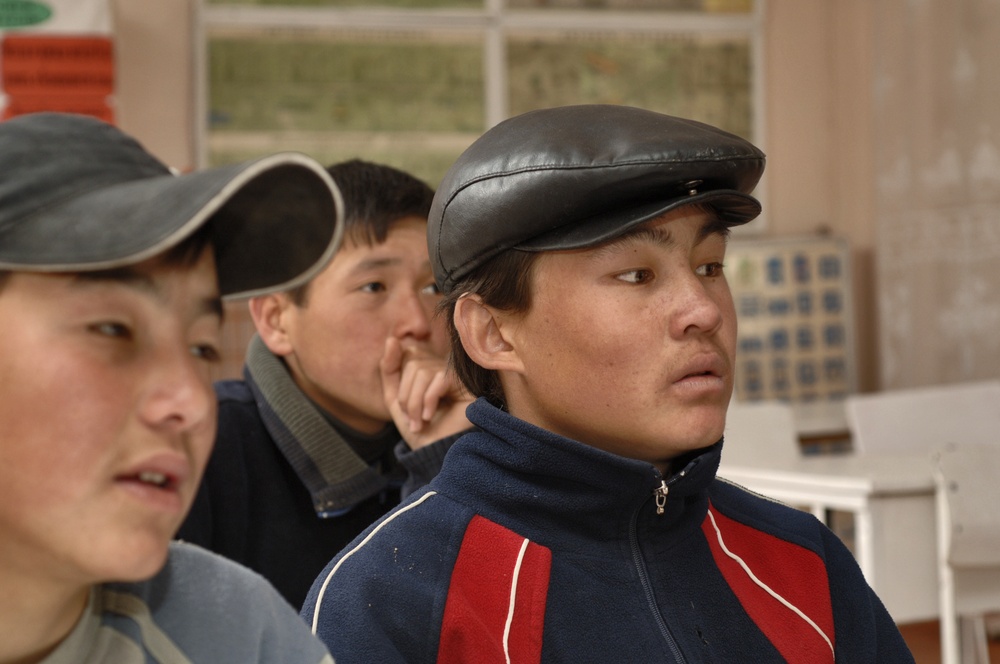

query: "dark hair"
(439, 249), (540, 408)
(286, 159), (434, 306)
(167, 224), (215, 269)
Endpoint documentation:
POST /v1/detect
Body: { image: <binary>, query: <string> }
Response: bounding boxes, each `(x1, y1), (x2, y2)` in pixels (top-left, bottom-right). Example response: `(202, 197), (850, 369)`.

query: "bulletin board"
(728, 234), (857, 404)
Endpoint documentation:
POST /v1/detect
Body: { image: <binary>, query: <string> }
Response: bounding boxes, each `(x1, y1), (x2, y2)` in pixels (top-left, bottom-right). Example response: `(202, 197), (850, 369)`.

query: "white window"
(196, 0), (763, 188)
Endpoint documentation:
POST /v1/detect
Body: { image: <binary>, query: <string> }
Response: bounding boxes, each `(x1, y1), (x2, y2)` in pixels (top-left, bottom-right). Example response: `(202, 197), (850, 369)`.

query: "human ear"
(453, 294), (525, 374)
(248, 294), (295, 357)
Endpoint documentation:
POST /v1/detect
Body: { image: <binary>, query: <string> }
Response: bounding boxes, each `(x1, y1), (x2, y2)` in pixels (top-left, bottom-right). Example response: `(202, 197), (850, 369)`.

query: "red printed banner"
(2, 35), (114, 96)
(0, 0), (114, 123)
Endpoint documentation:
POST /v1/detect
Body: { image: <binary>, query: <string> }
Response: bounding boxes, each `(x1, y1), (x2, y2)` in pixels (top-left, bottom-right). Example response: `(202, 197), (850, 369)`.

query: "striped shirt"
(42, 542), (333, 664)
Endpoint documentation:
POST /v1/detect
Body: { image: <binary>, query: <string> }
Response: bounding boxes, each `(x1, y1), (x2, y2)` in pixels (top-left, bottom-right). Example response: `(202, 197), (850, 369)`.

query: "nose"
(667, 273), (727, 339)
(392, 290), (434, 342)
(139, 348), (216, 434)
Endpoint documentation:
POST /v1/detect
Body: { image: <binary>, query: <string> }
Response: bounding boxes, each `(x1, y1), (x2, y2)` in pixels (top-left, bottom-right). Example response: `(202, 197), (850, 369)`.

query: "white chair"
(845, 380), (1000, 455)
(722, 399), (801, 466)
(932, 443), (1000, 664)
(846, 381), (1000, 662)
(720, 400), (831, 519)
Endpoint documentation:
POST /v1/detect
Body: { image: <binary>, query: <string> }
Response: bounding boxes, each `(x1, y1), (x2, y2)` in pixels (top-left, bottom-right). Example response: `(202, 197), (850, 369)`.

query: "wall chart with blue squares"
(728, 235), (857, 404)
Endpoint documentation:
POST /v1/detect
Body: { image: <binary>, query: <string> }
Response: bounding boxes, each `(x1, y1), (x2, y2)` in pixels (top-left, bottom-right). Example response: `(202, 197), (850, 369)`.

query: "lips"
(674, 352), (728, 384)
(117, 454), (191, 495)
(133, 470), (176, 491)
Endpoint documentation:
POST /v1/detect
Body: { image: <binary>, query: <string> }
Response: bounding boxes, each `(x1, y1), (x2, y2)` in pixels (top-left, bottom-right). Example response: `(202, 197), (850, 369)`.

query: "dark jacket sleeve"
(175, 381), (253, 557)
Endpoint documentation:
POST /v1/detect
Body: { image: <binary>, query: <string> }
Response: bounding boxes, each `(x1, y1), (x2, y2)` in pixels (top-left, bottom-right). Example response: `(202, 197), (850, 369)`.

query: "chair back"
(845, 380), (1000, 455)
(933, 443), (1000, 568)
(722, 400), (801, 467)
(932, 442), (1000, 664)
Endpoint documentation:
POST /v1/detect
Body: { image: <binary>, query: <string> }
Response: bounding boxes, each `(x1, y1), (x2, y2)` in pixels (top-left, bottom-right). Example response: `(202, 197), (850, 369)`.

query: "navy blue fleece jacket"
(303, 398), (914, 663)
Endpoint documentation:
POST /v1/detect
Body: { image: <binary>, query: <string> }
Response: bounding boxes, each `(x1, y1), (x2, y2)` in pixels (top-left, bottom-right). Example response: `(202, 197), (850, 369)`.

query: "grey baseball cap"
(0, 112), (344, 299)
(428, 104), (765, 294)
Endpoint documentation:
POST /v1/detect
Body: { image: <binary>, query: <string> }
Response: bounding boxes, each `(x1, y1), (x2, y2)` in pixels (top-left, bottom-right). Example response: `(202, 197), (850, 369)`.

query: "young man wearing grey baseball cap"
(0, 112), (341, 663)
(303, 105), (914, 663)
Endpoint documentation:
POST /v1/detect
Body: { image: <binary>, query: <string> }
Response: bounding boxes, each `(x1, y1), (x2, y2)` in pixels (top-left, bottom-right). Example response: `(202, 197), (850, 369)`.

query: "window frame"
(194, 0), (768, 224)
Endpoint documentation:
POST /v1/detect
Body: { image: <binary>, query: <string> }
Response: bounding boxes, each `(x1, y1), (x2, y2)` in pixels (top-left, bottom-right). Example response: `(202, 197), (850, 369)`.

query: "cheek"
(299, 313), (382, 365)
(1, 379), (117, 507)
(7, 348), (119, 431)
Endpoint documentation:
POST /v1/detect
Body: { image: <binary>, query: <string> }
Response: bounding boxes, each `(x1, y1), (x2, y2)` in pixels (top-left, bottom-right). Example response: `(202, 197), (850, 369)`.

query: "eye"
(421, 282), (442, 296)
(360, 282), (386, 294)
(695, 262), (725, 278)
(90, 321), (132, 339)
(615, 268), (654, 284)
(190, 344), (222, 363)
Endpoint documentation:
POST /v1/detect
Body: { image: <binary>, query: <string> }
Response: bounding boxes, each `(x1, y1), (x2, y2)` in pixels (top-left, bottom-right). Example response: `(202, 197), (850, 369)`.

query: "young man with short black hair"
(179, 159), (472, 609)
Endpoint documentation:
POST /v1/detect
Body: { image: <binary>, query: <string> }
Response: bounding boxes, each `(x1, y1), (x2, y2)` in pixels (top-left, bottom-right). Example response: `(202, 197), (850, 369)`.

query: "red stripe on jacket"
(702, 504), (836, 663)
(437, 515), (552, 664)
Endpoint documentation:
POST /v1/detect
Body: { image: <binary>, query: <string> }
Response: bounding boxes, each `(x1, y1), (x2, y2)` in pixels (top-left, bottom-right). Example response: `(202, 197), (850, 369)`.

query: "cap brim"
(518, 189), (761, 253)
(0, 152), (343, 299)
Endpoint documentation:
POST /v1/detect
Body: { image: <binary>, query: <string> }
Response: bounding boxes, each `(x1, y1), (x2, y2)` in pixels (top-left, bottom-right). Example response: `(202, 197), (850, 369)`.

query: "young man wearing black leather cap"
(0, 112), (340, 663)
(302, 105), (915, 663)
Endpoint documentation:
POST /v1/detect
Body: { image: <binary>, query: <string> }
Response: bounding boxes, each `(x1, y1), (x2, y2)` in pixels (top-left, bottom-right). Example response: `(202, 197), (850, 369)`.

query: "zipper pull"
(653, 480), (669, 515)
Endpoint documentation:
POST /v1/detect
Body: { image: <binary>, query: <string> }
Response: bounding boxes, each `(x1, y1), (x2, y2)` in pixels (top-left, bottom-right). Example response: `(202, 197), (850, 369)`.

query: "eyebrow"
(696, 216), (734, 244)
(351, 257), (403, 273)
(72, 268), (225, 321)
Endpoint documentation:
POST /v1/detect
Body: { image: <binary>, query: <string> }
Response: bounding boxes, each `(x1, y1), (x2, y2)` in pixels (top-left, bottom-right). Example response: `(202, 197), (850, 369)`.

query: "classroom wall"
(763, 0), (879, 393)
(113, 0), (195, 171)
(110, 0), (886, 391)
(871, 0), (1000, 389)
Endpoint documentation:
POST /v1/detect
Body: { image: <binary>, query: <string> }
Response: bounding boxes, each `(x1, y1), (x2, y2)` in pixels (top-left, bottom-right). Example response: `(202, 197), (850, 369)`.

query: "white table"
(718, 452), (939, 624)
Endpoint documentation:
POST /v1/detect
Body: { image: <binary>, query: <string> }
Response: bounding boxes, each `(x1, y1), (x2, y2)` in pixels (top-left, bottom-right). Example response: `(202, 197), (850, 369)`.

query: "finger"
(423, 370), (450, 422)
(396, 356), (419, 410)
(380, 336), (404, 378)
(404, 368), (436, 431)
(379, 337), (404, 406)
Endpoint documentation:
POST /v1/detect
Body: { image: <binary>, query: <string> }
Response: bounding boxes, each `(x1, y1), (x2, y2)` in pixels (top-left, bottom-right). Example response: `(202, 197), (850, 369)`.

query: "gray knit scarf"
(244, 334), (389, 516)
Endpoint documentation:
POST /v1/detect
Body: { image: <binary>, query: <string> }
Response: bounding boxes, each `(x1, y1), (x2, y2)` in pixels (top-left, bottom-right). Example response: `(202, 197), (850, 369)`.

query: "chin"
(676, 405), (727, 445)
(101, 536), (172, 583)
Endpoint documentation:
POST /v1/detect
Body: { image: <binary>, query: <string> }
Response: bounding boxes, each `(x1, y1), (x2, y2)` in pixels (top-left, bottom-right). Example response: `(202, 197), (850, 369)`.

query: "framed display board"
(728, 234), (857, 405)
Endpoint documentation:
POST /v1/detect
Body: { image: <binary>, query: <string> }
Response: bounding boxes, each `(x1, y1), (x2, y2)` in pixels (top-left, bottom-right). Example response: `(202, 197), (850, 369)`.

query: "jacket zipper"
(653, 480), (669, 514)
(628, 491), (686, 662)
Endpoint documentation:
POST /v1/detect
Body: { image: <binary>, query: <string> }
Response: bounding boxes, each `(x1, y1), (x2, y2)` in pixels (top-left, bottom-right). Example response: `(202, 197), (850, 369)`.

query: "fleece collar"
(244, 334), (388, 515)
(434, 398), (722, 542)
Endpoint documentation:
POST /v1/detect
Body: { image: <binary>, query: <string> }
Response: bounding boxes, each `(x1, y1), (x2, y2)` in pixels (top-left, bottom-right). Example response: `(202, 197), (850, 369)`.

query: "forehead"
(335, 218), (431, 264)
(544, 206), (726, 261)
(344, 214), (429, 249)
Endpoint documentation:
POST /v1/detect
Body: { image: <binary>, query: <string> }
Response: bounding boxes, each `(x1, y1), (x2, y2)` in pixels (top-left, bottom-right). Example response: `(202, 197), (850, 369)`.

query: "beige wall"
(111, 0), (885, 390)
(113, 0), (195, 170)
(763, 0), (879, 392)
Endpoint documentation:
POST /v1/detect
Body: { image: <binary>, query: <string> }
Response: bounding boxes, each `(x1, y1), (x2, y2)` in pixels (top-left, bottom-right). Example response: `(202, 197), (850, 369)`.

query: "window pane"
(207, 0), (480, 7)
(508, 32), (752, 140)
(207, 30), (483, 184)
(506, 0), (754, 12)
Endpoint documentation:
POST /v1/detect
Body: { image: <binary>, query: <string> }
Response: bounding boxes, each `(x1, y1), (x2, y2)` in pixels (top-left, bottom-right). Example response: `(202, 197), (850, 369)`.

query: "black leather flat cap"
(429, 104), (765, 293)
